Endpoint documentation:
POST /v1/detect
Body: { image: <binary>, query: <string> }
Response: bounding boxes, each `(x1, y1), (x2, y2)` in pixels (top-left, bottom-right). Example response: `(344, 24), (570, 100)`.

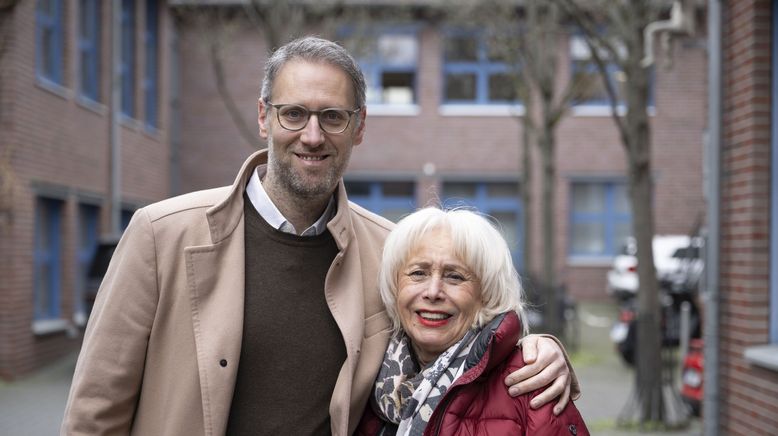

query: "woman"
(357, 207), (588, 436)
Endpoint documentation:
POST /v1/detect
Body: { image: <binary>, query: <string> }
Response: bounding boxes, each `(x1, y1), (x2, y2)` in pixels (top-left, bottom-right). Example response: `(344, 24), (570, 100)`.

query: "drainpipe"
(169, 20), (180, 196)
(703, 0), (722, 434)
(109, 0), (122, 237)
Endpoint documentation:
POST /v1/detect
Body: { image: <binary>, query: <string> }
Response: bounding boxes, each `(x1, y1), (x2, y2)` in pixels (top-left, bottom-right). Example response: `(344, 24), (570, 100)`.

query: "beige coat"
(61, 150), (395, 435)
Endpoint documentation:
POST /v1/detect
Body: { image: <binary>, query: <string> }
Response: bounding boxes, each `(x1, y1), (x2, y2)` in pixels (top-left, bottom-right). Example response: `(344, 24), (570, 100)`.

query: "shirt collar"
(245, 166), (335, 236)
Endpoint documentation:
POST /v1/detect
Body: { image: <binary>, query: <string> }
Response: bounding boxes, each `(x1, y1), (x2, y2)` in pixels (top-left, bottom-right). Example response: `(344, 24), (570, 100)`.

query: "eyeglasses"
(266, 102), (362, 134)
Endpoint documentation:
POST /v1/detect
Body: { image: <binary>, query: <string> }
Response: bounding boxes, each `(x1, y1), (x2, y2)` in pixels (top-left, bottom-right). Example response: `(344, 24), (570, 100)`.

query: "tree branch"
(208, 39), (264, 149)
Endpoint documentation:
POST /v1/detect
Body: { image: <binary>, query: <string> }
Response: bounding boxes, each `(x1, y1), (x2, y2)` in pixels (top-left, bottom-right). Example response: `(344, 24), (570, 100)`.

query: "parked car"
(606, 234), (702, 301)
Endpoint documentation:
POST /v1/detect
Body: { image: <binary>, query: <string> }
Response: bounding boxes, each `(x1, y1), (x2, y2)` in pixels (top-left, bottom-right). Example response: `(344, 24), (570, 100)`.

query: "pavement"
(0, 301), (701, 435)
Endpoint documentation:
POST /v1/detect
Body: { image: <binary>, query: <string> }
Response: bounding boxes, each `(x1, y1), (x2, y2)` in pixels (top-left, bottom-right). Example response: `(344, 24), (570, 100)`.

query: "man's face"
(258, 60), (366, 202)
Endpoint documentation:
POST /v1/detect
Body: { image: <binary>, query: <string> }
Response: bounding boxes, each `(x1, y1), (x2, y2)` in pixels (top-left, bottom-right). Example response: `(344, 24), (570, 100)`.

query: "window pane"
(571, 222), (605, 254)
(383, 181), (415, 197)
(443, 182), (477, 198)
(378, 34), (417, 66)
(486, 182), (519, 197)
(381, 72), (414, 104)
(382, 208), (413, 224)
(445, 73), (476, 101)
(491, 211), (519, 250)
(486, 37), (510, 62)
(572, 184), (605, 213)
(445, 35), (478, 62)
(614, 183), (630, 213)
(488, 73), (516, 101)
(345, 181), (371, 196)
(572, 63), (607, 103)
(614, 222), (632, 252)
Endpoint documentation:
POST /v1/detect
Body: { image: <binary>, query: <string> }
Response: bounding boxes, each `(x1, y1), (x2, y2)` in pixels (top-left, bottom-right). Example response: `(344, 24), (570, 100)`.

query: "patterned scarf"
(371, 328), (480, 436)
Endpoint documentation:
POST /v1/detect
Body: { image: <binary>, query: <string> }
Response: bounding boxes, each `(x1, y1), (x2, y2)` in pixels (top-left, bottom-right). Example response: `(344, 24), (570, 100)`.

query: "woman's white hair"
(379, 207), (528, 336)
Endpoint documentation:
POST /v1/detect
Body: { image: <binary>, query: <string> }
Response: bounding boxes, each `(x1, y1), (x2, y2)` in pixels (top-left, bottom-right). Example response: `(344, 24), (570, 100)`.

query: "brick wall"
(0, 0), (172, 380)
(718, 0), (778, 434)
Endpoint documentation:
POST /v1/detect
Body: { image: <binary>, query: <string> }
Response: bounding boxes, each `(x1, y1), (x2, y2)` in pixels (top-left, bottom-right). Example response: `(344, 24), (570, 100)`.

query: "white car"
(606, 235), (700, 300)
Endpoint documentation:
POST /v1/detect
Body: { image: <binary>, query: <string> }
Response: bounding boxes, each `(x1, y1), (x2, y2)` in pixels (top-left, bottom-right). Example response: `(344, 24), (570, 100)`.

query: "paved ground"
(0, 301), (701, 435)
(572, 302), (702, 436)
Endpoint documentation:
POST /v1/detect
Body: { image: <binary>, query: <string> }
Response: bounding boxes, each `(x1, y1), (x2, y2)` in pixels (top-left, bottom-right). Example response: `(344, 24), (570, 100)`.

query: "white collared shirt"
(245, 167), (335, 236)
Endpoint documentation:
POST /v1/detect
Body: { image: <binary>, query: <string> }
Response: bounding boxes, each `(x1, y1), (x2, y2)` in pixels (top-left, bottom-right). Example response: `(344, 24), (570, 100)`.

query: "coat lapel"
(325, 183), (367, 435)
(186, 225), (245, 436)
(185, 150), (266, 435)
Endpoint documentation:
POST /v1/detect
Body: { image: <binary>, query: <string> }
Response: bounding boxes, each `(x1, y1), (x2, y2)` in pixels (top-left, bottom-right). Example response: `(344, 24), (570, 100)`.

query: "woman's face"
(396, 226), (482, 366)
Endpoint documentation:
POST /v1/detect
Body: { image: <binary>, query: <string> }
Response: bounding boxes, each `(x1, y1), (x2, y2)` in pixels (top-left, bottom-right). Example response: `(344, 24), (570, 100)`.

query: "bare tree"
(459, 0), (593, 338)
(556, 0), (693, 427)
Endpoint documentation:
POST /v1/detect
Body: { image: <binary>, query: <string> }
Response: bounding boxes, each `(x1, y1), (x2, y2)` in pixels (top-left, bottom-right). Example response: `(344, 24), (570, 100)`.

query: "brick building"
(172, 3), (707, 301)
(0, 0), (173, 379)
(0, 1), (708, 381)
(712, 0), (778, 433)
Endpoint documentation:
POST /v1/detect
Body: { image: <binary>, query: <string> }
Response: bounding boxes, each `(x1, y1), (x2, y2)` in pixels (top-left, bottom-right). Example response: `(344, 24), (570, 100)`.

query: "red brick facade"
(718, 0), (778, 434)
(0, 0), (173, 380)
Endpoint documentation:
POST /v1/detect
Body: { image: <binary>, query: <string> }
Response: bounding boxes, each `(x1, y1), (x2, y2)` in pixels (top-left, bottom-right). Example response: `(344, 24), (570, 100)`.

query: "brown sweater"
(226, 198), (345, 435)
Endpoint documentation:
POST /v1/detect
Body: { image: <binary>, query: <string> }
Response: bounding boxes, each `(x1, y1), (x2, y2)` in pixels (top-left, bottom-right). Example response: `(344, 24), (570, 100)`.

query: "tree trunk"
(521, 117), (532, 277)
(539, 124), (559, 337)
(617, 3), (686, 426)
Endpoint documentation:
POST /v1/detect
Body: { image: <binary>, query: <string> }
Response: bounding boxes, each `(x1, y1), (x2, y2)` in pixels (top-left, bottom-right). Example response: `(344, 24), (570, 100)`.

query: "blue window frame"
(34, 198), (64, 321)
(78, 0), (101, 101)
(77, 204), (100, 319)
(569, 180), (631, 257)
(344, 181), (416, 223)
(120, 0), (136, 117)
(144, 0), (159, 128)
(770, 0), (778, 343)
(441, 182), (523, 271)
(344, 29), (419, 105)
(36, 0), (64, 85)
(442, 30), (519, 104)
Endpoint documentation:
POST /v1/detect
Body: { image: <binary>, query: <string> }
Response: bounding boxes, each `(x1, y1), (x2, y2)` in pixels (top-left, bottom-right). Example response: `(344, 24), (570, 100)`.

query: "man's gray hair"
(260, 36), (366, 109)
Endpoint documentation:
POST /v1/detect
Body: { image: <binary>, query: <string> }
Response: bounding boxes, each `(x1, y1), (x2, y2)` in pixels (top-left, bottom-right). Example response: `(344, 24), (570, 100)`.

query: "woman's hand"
(503, 334), (579, 416)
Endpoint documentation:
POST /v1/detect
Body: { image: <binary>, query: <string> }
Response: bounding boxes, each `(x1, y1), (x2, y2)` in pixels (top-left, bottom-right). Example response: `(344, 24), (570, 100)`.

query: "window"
(569, 36), (626, 106)
(442, 31), (520, 104)
(76, 204), (100, 324)
(344, 181), (416, 223)
(344, 30), (418, 105)
(144, 0), (159, 128)
(441, 181), (523, 270)
(36, 0), (64, 85)
(569, 181), (631, 257)
(120, 0), (136, 117)
(78, 0), (101, 101)
(34, 198), (64, 321)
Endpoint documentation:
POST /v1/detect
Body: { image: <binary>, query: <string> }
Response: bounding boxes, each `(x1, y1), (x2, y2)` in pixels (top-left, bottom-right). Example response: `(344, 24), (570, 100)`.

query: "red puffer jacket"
(356, 312), (588, 436)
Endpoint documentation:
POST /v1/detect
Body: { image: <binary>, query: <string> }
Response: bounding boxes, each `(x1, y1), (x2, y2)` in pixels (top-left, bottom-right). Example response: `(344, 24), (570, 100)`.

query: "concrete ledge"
(31, 319), (70, 336)
(367, 104), (420, 116)
(743, 344), (778, 372)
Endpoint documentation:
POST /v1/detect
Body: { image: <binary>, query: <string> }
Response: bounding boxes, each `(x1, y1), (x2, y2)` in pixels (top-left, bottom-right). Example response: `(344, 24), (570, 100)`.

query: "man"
(62, 36), (577, 435)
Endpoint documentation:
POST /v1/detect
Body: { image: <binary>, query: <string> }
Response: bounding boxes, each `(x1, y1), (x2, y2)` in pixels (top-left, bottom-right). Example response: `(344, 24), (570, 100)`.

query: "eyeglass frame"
(264, 100), (363, 134)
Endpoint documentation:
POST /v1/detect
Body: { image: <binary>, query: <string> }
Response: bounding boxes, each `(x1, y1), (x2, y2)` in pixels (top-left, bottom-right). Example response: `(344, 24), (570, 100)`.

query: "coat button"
(568, 424), (577, 435)
(219, 359), (228, 367)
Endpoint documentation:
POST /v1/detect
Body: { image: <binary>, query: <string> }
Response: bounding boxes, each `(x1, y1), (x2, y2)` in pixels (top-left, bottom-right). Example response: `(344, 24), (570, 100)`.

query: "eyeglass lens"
(277, 105), (351, 133)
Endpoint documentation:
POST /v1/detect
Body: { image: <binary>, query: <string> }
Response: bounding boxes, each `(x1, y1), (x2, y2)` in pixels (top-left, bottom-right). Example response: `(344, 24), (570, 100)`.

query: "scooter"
(609, 278), (701, 367)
